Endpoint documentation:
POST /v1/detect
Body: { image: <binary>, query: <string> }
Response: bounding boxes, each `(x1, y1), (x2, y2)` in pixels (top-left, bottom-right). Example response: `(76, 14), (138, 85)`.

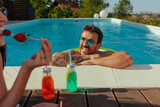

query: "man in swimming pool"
(50, 24), (133, 68)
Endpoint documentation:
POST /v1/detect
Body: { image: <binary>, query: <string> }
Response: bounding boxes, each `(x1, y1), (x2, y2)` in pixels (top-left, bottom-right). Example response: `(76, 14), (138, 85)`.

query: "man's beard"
(80, 45), (97, 55)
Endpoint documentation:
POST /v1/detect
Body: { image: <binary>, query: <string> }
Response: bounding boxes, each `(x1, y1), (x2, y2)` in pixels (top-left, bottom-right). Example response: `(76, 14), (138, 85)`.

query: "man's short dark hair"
(82, 24), (103, 44)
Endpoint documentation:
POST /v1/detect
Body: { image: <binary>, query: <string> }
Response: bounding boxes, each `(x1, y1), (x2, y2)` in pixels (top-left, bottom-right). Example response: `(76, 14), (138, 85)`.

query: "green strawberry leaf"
(27, 34), (31, 37)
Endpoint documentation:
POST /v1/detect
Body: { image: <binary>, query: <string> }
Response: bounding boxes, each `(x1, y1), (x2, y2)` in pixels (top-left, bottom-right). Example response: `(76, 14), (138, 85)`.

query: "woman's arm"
(0, 36), (7, 102)
(0, 38), (52, 107)
(0, 65), (32, 107)
(0, 53), (7, 102)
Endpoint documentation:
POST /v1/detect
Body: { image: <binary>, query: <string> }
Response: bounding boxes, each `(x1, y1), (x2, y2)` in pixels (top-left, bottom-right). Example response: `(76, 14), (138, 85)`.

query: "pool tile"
(27, 65), (118, 89)
(76, 65), (119, 88)
(113, 64), (160, 88)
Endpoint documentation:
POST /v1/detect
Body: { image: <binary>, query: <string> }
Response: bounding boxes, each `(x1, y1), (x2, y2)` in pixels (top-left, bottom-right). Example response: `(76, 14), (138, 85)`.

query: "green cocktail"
(66, 63), (77, 92)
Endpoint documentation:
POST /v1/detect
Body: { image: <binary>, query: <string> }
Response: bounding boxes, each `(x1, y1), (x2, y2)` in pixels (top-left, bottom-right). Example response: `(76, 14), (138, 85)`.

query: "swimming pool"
(4, 18), (160, 66)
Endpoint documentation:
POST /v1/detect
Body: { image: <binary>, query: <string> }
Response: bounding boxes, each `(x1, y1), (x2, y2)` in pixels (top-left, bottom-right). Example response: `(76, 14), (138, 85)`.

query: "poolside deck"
(19, 88), (160, 107)
(4, 64), (160, 89)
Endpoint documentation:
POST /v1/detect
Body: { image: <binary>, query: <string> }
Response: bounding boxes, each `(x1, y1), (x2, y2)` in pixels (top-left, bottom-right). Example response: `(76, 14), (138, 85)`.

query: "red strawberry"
(2, 29), (11, 36)
(14, 33), (27, 43)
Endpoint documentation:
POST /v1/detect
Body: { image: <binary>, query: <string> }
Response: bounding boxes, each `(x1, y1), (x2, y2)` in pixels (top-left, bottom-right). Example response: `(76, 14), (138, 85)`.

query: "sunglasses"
(0, 7), (7, 16)
(80, 37), (98, 46)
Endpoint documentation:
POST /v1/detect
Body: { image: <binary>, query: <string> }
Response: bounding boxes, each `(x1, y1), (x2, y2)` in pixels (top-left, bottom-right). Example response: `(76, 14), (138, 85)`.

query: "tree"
(48, 5), (79, 18)
(113, 0), (133, 18)
(30, 0), (53, 18)
(79, 0), (109, 18)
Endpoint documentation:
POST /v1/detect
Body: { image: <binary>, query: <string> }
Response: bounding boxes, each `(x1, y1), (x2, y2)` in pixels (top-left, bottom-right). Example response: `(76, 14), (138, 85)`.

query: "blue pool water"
(4, 19), (160, 66)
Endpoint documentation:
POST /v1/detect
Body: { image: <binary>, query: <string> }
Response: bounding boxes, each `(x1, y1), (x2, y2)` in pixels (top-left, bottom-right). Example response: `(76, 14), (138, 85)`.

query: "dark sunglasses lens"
(2, 11), (7, 16)
(87, 39), (93, 45)
(0, 7), (7, 16)
(80, 37), (95, 45)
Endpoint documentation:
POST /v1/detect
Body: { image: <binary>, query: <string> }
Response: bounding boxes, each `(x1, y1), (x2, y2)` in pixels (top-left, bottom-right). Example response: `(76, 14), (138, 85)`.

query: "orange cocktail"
(42, 68), (55, 99)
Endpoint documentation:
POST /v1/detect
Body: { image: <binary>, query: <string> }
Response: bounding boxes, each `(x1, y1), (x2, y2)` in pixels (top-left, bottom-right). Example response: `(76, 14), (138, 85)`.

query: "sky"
(106, 0), (160, 12)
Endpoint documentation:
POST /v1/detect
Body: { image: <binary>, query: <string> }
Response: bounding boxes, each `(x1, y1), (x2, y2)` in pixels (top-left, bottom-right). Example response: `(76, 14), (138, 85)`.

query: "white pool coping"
(4, 64), (160, 90)
(110, 18), (160, 35)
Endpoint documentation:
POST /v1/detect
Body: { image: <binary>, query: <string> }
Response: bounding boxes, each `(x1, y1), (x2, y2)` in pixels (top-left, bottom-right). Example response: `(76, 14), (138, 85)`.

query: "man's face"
(79, 30), (102, 55)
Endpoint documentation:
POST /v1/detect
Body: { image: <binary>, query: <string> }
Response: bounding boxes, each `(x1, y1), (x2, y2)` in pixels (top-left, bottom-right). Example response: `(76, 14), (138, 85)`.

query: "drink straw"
(45, 65), (47, 70)
(68, 50), (73, 72)
(68, 50), (72, 64)
(45, 65), (48, 76)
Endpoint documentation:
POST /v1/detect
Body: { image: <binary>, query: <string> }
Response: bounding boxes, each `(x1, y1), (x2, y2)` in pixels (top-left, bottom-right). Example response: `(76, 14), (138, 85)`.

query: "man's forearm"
(50, 51), (104, 66)
(50, 52), (86, 66)
(92, 52), (133, 68)
(78, 51), (133, 69)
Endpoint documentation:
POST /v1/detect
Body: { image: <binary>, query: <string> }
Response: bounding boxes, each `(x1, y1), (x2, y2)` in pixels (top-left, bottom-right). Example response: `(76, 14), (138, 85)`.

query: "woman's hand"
(22, 38), (52, 71)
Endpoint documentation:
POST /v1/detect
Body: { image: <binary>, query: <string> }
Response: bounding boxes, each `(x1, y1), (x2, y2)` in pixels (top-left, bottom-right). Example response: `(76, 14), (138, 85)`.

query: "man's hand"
(77, 59), (94, 65)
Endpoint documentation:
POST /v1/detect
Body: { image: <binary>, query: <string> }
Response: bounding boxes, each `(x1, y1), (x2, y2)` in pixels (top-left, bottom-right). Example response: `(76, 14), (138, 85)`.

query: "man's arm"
(78, 51), (133, 69)
(50, 50), (84, 66)
(50, 50), (100, 66)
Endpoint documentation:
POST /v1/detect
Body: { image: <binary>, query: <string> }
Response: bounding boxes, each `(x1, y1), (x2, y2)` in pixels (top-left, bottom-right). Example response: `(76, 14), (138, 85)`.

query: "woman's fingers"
(34, 50), (43, 66)
(44, 39), (52, 61)
(24, 38), (52, 70)
(45, 39), (52, 52)
(40, 38), (45, 50)
(40, 38), (52, 64)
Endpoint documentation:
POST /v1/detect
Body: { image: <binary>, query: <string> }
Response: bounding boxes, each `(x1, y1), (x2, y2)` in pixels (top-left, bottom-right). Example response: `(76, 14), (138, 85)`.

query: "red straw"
(45, 65), (47, 70)
(45, 65), (48, 76)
